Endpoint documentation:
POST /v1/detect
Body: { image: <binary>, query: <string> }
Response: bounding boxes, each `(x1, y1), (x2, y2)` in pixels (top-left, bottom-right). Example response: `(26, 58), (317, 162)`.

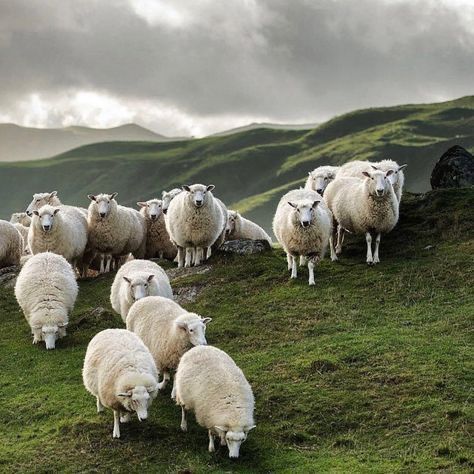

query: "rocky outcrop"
(219, 239), (272, 255)
(431, 145), (474, 189)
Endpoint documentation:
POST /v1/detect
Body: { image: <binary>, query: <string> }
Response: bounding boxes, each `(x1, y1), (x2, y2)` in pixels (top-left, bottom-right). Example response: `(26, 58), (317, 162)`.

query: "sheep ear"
(147, 274), (154, 282)
(287, 202), (297, 208)
(246, 425), (256, 431)
(137, 202), (147, 208)
(386, 169), (394, 177)
(49, 191), (58, 198)
(206, 184), (215, 192)
(117, 392), (132, 398)
(312, 200), (320, 209)
(176, 321), (188, 330)
(87, 194), (96, 202)
(123, 276), (132, 284)
(58, 322), (68, 327)
(110, 192), (118, 200)
(53, 208), (60, 215)
(182, 185), (191, 192)
(202, 317), (212, 325)
(362, 171), (371, 178)
(214, 425), (227, 432)
(399, 164), (408, 171)
(308, 171), (312, 176)
(33, 210), (39, 216)
(371, 165), (378, 171)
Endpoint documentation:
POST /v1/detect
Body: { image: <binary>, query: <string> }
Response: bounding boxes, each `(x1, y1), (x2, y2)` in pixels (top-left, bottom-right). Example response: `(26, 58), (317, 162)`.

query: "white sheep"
(82, 329), (159, 438)
(337, 160), (407, 202)
(14, 252), (78, 349)
(225, 210), (272, 245)
(126, 296), (211, 397)
(175, 345), (255, 458)
(324, 168), (399, 265)
(273, 189), (333, 285)
(29, 205), (88, 269)
(87, 193), (146, 273)
(110, 260), (173, 322)
(0, 220), (23, 267)
(304, 165), (339, 195)
(25, 190), (89, 218)
(137, 199), (177, 260)
(166, 184), (226, 268)
(161, 188), (182, 215)
(13, 223), (29, 254)
(10, 212), (31, 227)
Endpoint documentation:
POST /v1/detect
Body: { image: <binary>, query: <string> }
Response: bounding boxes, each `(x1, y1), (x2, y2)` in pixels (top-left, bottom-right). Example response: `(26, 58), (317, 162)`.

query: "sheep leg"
(99, 254), (105, 273)
(299, 256), (307, 267)
(177, 246), (184, 268)
(336, 225), (345, 255)
(158, 371), (170, 390)
(373, 233), (381, 264)
(329, 233), (338, 262)
(286, 253), (292, 271)
(171, 378), (177, 400)
(180, 406), (188, 432)
(113, 410), (121, 438)
(208, 430), (215, 452)
(96, 397), (104, 413)
(365, 232), (374, 265)
(32, 328), (41, 344)
(194, 247), (202, 266)
(105, 254), (112, 273)
(219, 432), (227, 446)
(308, 260), (315, 286)
(184, 248), (193, 268)
(290, 256), (297, 279)
(206, 246), (212, 260)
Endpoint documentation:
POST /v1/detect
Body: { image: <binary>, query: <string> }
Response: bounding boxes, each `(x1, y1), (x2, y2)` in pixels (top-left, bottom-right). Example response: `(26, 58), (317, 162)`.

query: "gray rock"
(431, 145), (474, 189)
(0, 265), (19, 288)
(219, 239), (272, 255)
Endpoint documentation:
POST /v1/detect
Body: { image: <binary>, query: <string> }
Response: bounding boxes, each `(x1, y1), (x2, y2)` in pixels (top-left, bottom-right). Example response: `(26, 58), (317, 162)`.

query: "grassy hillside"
(0, 96), (473, 233)
(1, 188), (473, 473)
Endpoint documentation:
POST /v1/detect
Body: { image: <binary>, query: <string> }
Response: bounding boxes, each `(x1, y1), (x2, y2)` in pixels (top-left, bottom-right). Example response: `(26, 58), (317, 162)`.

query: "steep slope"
(0, 96), (473, 232)
(0, 123), (183, 162)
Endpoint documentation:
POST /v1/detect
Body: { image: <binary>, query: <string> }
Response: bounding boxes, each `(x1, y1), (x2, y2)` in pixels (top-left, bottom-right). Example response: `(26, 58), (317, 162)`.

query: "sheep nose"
(195, 200), (203, 206)
(316, 188), (324, 195)
(99, 212), (106, 218)
(163, 209), (168, 215)
(302, 221), (310, 228)
(150, 214), (157, 220)
(43, 225), (51, 231)
(376, 189), (384, 196)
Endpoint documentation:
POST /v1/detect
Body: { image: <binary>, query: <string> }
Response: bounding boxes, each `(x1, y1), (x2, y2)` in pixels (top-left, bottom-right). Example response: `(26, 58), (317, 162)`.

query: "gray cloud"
(0, 0), (473, 136)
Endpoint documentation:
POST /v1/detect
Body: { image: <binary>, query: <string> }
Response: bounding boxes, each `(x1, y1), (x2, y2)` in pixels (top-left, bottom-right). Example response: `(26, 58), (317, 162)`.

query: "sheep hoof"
(331, 255), (338, 262)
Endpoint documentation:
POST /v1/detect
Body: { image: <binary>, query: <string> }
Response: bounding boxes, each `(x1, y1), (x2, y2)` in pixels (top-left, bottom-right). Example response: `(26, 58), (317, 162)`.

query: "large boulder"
(431, 145), (474, 189)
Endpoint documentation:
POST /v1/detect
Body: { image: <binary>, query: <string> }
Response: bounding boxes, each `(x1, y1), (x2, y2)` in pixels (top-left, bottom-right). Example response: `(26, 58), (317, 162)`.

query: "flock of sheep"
(0, 157), (406, 458)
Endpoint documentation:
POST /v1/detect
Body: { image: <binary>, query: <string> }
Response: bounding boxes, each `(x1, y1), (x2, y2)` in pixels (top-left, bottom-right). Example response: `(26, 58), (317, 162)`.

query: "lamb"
(110, 260), (173, 322)
(225, 210), (272, 245)
(126, 296), (211, 397)
(273, 189), (333, 285)
(87, 193), (146, 273)
(304, 165), (339, 195)
(175, 345), (255, 458)
(29, 205), (88, 269)
(324, 168), (399, 265)
(10, 212), (31, 226)
(166, 184), (226, 268)
(0, 220), (23, 267)
(161, 188), (182, 214)
(14, 252), (78, 349)
(137, 199), (177, 260)
(82, 329), (159, 438)
(337, 160), (407, 202)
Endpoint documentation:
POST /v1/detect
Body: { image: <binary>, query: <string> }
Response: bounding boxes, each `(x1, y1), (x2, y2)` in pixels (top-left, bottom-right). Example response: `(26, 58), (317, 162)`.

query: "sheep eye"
(189, 329), (194, 333)
(36, 199), (41, 202)
(144, 284), (148, 288)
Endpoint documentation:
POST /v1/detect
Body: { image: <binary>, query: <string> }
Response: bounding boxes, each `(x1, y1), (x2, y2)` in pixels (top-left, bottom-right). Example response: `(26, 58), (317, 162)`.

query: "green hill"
(1, 188), (473, 472)
(1, 96), (473, 234)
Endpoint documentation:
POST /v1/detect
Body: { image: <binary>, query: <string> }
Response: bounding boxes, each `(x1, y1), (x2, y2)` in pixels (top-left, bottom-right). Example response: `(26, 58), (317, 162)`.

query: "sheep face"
(26, 191), (58, 216)
(362, 169), (394, 197)
(288, 200), (320, 228)
(308, 171), (335, 195)
(372, 163), (407, 187)
(182, 184), (215, 208)
(123, 274), (154, 302)
(215, 426), (255, 458)
(10, 212), (31, 226)
(176, 316), (211, 346)
(34, 322), (67, 349)
(138, 199), (162, 221)
(161, 188), (182, 214)
(88, 193), (118, 218)
(226, 211), (238, 234)
(117, 385), (156, 421)
(32, 206), (60, 232)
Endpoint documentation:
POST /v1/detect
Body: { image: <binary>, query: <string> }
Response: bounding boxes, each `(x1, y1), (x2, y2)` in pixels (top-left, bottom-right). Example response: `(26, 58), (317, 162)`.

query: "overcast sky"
(0, 0), (473, 137)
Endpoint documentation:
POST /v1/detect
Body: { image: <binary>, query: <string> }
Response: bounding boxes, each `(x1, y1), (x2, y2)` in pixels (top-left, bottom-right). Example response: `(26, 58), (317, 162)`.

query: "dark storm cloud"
(0, 0), (473, 135)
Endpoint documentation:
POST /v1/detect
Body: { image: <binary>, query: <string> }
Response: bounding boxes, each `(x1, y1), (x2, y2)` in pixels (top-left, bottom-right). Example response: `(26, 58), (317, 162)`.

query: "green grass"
(1, 188), (473, 473)
(0, 96), (473, 233)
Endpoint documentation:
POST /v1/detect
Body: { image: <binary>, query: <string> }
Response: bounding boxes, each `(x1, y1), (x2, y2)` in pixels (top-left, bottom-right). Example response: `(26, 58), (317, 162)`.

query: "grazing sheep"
(127, 296), (211, 397)
(10, 212), (31, 227)
(87, 193), (146, 273)
(110, 260), (173, 322)
(82, 329), (159, 438)
(337, 160), (407, 202)
(14, 252), (78, 349)
(304, 165), (339, 195)
(324, 168), (399, 265)
(273, 189), (333, 285)
(161, 188), (182, 215)
(175, 345), (255, 458)
(29, 205), (88, 269)
(13, 223), (29, 254)
(0, 220), (23, 268)
(225, 210), (272, 245)
(166, 184), (226, 268)
(137, 199), (177, 260)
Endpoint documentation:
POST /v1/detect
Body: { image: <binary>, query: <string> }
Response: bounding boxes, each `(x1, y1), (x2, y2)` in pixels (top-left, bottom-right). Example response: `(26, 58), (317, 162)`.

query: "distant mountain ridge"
(210, 121), (319, 137)
(0, 123), (188, 162)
